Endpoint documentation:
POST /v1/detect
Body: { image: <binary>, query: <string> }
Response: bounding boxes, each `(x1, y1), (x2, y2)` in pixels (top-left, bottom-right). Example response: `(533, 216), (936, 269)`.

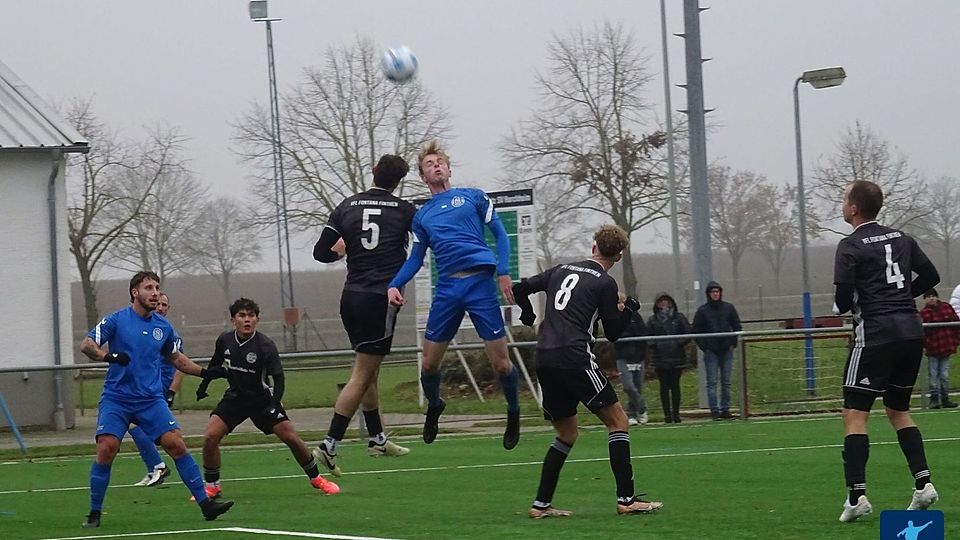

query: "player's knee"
(95, 436), (120, 462)
(493, 361), (513, 376)
(161, 437), (188, 458)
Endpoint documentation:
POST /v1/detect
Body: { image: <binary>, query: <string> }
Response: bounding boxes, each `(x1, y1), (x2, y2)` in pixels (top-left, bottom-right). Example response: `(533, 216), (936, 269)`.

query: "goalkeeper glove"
(520, 309), (536, 327)
(104, 352), (131, 366)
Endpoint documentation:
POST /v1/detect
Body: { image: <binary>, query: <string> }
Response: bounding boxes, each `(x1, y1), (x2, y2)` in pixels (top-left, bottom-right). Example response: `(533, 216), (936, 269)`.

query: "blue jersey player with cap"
(79, 271), (234, 528)
(387, 140), (521, 450)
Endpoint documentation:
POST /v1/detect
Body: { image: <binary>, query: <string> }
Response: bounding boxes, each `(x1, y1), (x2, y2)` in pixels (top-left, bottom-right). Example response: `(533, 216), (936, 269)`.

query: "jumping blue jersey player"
(387, 140), (521, 450)
(79, 271), (234, 528)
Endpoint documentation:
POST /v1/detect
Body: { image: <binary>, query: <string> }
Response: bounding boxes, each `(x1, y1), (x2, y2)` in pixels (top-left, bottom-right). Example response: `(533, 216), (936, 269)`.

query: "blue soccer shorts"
(424, 271), (505, 343)
(96, 395), (180, 442)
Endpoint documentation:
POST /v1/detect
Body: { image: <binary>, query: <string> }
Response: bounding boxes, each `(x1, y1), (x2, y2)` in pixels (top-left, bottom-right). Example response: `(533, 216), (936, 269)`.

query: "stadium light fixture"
(793, 65), (847, 395)
(799, 67), (847, 90)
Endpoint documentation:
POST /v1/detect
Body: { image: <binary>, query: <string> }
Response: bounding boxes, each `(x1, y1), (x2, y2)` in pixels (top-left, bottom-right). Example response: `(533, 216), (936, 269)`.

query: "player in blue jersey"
(79, 271), (234, 528)
(387, 141), (521, 449)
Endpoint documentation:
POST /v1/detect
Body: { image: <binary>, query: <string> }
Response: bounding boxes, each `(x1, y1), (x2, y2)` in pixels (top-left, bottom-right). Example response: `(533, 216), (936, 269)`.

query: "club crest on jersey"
(451, 195), (465, 207)
(152, 328), (163, 341)
(246, 352), (257, 364)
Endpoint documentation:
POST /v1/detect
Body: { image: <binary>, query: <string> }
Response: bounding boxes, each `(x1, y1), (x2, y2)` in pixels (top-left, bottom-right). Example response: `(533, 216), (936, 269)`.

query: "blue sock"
(130, 426), (163, 471)
(174, 454), (207, 503)
(499, 365), (520, 413)
(89, 461), (112, 512)
(420, 371), (443, 408)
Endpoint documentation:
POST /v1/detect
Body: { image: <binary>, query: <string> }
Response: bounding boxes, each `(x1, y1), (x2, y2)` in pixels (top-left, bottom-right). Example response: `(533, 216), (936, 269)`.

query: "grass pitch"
(2, 409), (958, 539)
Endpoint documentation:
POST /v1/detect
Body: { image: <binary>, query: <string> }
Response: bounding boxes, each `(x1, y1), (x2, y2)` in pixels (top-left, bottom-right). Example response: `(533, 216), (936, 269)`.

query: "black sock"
(327, 412), (351, 443)
(303, 456), (320, 479)
(363, 409), (385, 440)
(203, 467), (220, 484)
(608, 431), (634, 504)
(534, 438), (572, 507)
(897, 426), (931, 490)
(842, 434), (869, 505)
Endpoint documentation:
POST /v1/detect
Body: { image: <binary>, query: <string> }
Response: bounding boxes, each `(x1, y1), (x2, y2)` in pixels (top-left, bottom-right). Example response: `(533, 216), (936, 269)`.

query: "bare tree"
(234, 35), (451, 233)
(811, 121), (927, 234)
(914, 177), (960, 283)
(106, 131), (206, 282)
(681, 166), (771, 294)
(755, 184), (801, 294)
(188, 196), (263, 308)
(65, 101), (174, 328)
(500, 22), (677, 296)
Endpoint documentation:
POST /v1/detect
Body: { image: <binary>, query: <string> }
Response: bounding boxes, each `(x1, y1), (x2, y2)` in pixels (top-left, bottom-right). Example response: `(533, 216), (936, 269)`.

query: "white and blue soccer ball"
(381, 45), (418, 83)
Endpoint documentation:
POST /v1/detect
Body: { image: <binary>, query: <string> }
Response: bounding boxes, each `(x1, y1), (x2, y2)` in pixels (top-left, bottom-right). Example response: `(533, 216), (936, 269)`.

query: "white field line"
(3, 436), (958, 496)
(38, 526), (402, 540)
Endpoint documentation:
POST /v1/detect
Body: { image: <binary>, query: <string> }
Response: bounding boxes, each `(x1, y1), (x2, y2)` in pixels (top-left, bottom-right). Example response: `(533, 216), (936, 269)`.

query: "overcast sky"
(3, 0), (958, 272)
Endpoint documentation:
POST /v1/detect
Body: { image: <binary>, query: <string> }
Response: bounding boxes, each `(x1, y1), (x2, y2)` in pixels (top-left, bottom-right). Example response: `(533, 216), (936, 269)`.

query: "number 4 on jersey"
(884, 243), (905, 289)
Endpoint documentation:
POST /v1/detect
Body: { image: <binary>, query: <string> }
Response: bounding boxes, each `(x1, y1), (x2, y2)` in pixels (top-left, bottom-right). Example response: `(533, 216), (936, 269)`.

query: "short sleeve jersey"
(834, 222), (929, 346)
(211, 331), (283, 401)
(87, 307), (179, 402)
(523, 260), (620, 369)
(325, 187), (418, 294)
(412, 187), (505, 277)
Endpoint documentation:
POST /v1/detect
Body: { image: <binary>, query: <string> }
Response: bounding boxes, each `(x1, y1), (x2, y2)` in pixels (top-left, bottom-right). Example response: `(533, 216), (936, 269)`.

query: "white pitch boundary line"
(4, 436), (958, 496)
(38, 526), (402, 540)
(7, 408), (956, 466)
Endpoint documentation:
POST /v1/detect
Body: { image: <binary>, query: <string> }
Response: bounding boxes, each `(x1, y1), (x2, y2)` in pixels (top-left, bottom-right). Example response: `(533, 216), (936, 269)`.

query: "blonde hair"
(594, 225), (629, 258)
(418, 140), (450, 175)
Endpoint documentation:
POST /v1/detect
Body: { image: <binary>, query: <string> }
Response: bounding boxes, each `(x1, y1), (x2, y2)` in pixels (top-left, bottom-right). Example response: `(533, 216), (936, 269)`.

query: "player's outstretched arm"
(169, 351), (204, 377)
(388, 241), (428, 291)
(486, 213), (513, 303)
(511, 279), (537, 326)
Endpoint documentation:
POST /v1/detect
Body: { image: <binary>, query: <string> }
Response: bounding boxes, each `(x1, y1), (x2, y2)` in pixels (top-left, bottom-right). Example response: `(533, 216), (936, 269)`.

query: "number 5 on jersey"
(884, 243), (905, 289)
(361, 209), (381, 250)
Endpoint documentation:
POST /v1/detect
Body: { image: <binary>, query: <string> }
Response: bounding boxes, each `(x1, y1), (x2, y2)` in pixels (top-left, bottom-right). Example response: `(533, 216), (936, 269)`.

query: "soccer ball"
(381, 46), (418, 83)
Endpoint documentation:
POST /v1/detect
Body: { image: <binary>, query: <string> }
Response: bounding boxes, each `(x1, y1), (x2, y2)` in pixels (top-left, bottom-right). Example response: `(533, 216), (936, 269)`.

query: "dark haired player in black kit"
(512, 225), (663, 518)
(311, 154), (417, 477)
(196, 298), (340, 498)
(834, 180), (941, 522)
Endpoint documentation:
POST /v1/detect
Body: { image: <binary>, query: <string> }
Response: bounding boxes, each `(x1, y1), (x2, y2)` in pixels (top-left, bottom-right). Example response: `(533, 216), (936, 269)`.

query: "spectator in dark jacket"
(919, 289), (960, 408)
(646, 292), (690, 423)
(692, 281), (742, 419)
(614, 293), (648, 425)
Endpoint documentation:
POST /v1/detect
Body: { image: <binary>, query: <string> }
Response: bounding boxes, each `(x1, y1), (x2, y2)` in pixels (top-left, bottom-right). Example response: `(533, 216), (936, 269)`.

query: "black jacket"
(646, 292), (691, 369)
(692, 281), (742, 353)
(613, 310), (647, 362)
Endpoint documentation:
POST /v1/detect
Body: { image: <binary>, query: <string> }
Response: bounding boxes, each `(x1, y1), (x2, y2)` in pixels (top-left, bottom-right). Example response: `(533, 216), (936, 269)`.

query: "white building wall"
(0, 152), (75, 427)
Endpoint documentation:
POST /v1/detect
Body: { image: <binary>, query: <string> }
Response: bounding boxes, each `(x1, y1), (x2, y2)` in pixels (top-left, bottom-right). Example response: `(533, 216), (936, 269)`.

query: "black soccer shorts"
(536, 364), (619, 421)
(211, 396), (290, 434)
(842, 338), (923, 411)
(340, 290), (399, 355)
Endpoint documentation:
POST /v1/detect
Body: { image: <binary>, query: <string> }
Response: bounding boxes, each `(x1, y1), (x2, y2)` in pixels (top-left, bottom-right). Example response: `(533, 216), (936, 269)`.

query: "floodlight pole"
(793, 66), (845, 395)
(251, 3), (297, 350)
(793, 78), (815, 395)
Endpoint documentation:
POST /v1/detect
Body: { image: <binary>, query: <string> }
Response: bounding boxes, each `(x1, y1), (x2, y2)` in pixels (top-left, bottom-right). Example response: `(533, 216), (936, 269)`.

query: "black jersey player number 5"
(884, 244), (905, 289)
(554, 274), (580, 310)
(361, 209), (381, 250)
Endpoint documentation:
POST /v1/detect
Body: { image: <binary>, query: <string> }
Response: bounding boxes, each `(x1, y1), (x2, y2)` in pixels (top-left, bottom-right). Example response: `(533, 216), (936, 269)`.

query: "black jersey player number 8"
(554, 274), (580, 310)
(361, 209), (382, 250)
(884, 244), (905, 289)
